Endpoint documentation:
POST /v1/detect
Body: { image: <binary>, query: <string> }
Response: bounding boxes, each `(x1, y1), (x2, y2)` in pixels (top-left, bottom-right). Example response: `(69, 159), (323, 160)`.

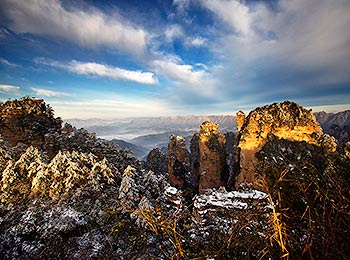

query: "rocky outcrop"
(224, 131), (238, 190)
(0, 97), (62, 154)
(167, 135), (190, 188)
(190, 133), (200, 192)
(190, 187), (271, 258)
(237, 101), (324, 189)
(146, 148), (167, 176)
(193, 187), (270, 225)
(329, 124), (350, 144)
(236, 111), (245, 131)
(193, 122), (228, 193)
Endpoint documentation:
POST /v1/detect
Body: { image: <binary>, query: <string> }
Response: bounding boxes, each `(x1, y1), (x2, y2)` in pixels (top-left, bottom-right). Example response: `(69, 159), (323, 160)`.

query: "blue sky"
(0, 0), (349, 119)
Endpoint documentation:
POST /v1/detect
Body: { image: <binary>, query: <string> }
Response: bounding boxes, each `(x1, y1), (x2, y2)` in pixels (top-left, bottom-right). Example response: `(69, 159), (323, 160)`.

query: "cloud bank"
(198, 0), (350, 105)
(2, 0), (149, 56)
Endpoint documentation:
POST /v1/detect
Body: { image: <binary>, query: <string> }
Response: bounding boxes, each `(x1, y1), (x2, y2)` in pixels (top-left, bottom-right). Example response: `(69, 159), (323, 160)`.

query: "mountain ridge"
(0, 97), (349, 259)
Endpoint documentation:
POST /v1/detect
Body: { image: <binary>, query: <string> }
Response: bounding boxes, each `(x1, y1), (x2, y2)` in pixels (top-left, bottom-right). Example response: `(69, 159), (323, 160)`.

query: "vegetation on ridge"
(0, 97), (349, 259)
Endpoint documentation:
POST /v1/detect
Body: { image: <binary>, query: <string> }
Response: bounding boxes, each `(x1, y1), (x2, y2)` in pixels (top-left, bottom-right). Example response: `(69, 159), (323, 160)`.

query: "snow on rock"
(189, 187), (271, 251)
(164, 186), (182, 206)
(194, 188), (268, 212)
(165, 186), (178, 196)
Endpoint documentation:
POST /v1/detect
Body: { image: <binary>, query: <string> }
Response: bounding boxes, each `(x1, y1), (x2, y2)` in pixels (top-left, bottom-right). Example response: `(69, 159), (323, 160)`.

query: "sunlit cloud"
(34, 57), (157, 85)
(0, 84), (20, 94)
(69, 61), (157, 85)
(152, 57), (216, 95)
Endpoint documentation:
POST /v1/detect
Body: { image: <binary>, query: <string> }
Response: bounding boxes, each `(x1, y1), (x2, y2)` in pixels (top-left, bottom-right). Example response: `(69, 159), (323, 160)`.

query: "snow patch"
(165, 186), (178, 196)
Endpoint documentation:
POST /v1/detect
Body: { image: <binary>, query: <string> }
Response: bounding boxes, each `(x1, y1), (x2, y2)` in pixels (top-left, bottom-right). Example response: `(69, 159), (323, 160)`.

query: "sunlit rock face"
(167, 135), (190, 188)
(194, 121), (228, 193)
(236, 111), (245, 132)
(237, 101), (324, 190)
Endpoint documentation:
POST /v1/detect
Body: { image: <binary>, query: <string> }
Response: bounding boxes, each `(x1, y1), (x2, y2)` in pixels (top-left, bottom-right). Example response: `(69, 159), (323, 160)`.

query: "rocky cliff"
(236, 110), (245, 132)
(191, 122), (228, 193)
(146, 147), (167, 176)
(167, 135), (190, 188)
(0, 97), (62, 157)
(328, 123), (350, 144)
(236, 101), (325, 190)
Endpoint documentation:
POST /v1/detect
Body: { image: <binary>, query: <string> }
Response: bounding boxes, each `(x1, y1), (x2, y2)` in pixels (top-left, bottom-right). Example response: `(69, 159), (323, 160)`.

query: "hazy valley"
(67, 111), (350, 159)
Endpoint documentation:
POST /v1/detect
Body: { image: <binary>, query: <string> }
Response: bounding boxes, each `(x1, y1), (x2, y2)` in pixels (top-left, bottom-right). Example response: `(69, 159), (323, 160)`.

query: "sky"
(0, 0), (349, 119)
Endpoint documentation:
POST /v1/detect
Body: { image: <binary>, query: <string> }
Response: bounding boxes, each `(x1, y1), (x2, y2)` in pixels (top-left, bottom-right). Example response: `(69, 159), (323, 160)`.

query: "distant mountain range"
(67, 115), (237, 140)
(68, 115), (237, 159)
(68, 111), (350, 159)
(314, 110), (350, 131)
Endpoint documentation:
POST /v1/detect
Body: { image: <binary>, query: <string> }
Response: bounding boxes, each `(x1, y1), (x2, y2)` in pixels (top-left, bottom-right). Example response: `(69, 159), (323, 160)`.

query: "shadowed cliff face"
(237, 101), (324, 189)
(146, 148), (167, 176)
(167, 135), (190, 188)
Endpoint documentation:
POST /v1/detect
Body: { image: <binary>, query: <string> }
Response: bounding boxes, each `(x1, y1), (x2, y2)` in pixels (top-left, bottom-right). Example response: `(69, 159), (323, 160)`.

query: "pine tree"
(118, 166), (141, 210)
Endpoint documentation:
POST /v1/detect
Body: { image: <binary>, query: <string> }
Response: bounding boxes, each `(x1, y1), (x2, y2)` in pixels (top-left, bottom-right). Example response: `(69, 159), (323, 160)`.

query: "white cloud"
(152, 57), (216, 95)
(188, 37), (207, 47)
(171, 0), (192, 24)
(164, 24), (207, 48)
(153, 59), (202, 84)
(2, 0), (149, 56)
(69, 61), (157, 85)
(0, 57), (18, 67)
(199, 0), (350, 98)
(165, 24), (184, 42)
(202, 0), (350, 71)
(31, 87), (71, 97)
(34, 58), (157, 85)
(0, 84), (20, 94)
(200, 0), (253, 37)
